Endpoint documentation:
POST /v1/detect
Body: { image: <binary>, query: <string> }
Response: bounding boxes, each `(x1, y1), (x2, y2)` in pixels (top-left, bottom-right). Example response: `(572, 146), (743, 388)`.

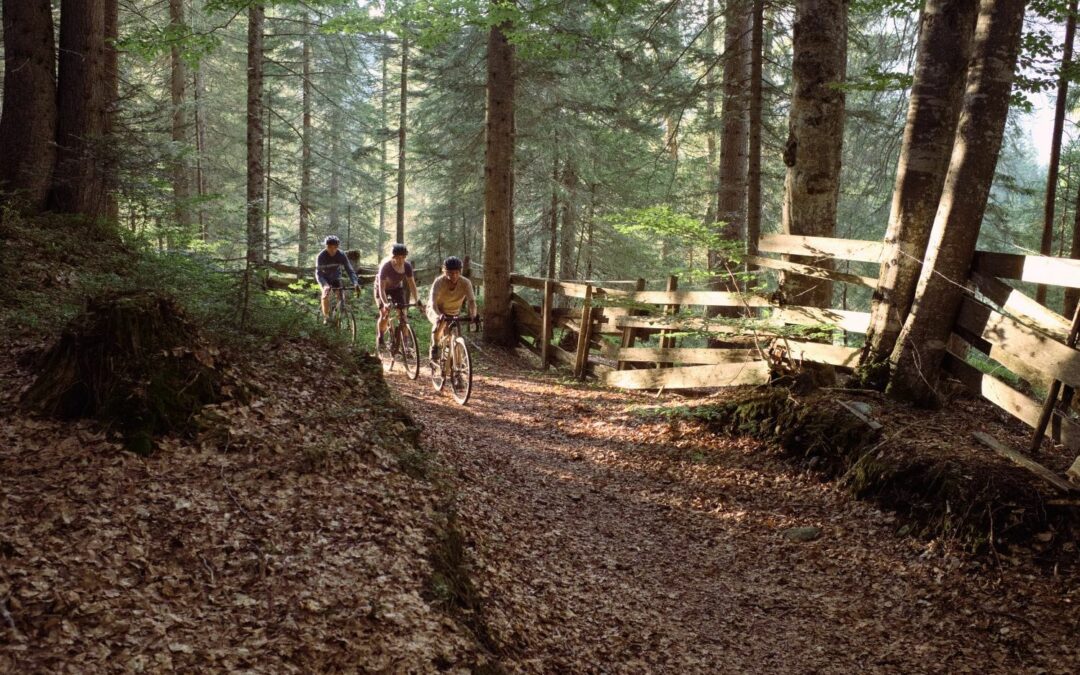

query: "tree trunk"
(559, 164), (578, 281)
(704, 0), (718, 227)
(1065, 186), (1080, 316)
(547, 150), (559, 280)
(299, 21), (312, 266)
(378, 41), (389, 259)
(746, 0), (764, 265)
(862, 0), (978, 380)
(396, 37), (408, 245)
(193, 64), (208, 239)
(103, 0), (119, 224)
(245, 4), (265, 264)
(329, 108), (342, 234)
(780, 0), (847, 308)
(264, 88), (272, 261)
(49, 0), (115, 220)
(1037, 0), (1076, 305)
(482, 20), (516, 346)
(888, 0), (1027, 405)
(169, 0), (191, 232)
(0, 0), (56, 211)
(710, 0), (752, 296)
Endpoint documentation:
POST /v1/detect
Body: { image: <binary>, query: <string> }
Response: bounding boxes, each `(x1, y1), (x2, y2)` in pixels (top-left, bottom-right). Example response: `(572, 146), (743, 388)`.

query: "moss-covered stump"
(654, 388), (1078, 557)
(21, 292), (225, 455)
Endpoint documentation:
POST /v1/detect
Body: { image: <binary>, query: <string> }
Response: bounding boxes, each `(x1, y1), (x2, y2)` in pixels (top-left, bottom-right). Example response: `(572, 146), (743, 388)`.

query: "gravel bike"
(376, 301), (421, 380)
(430, 314), (480, 405)
(322, 282), (358, 343)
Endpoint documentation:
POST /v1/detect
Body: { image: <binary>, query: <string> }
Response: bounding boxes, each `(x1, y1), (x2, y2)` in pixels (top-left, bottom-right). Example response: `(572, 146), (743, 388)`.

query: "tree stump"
(21, 292), (224, 455)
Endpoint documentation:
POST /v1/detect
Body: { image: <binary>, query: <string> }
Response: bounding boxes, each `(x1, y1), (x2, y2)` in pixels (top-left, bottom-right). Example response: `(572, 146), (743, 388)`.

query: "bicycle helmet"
(324, 235), (340, 246)
(391, 243), (408, 256)
(443, 256), (463, 271)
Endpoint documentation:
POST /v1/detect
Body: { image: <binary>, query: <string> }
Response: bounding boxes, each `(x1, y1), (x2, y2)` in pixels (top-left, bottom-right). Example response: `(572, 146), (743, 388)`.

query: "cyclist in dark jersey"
(374, 243), (423, 345)
(315, 235), (359, 321)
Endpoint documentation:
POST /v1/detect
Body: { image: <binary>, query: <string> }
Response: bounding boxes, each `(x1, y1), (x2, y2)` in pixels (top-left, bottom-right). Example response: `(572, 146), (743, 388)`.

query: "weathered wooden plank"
(540, 280), (554, 370)
(510, 274), (546, 290)
(972, 251), (1080, 289)
(617, 279), (647, 370)
(615, 347), (762, 364)
(603, 361), (772, 390)
(746, 255), (878, 288)
(758, 233), (887, 264)
(972, 432), (1077, 493)
(944, 350), (1080, 451)
(970, 271), (1070, 342)
(510, 292), (542, 331)
(771, 339), (862, 368)
(614, 315), (782, 333)
(620, 290), (774, 307)
(947, 333), (1051, 391)
(956, 296), (1080, 389)
(574, 285), (595, 379)
(772, 306), (872, 334)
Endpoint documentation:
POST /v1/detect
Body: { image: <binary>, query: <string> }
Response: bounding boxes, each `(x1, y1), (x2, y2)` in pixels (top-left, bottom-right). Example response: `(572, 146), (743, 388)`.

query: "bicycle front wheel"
(399, 323), (420, 380)
(376, 325), (394, 365)
(342, 308), (357, 343)
(449, 336), (472, 405)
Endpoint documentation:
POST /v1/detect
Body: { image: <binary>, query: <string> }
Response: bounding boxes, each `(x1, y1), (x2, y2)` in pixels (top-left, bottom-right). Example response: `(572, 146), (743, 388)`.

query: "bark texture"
(0, 0), (56, 211)
(482, 21), (517, 346)
(862, 0), (978, 380)
(710, 0), (752, 293)
(299, 23), (312, 266)
(169, 0), (191, 232)
(746, 0), (764, 264)
(49, 0), (115, 219)
(888, 0), (1028, 404)
(245, 4), (265, 263)
(781, 0), (848, 307)
(396, 38), (408, 245)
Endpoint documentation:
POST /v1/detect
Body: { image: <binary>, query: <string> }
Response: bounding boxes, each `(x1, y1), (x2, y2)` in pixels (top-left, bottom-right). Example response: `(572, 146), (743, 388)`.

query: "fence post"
(617, 277), (647, 371)
(541, 278), (554, 370)
(657, 275), (678, 368)
(574, 283), (594, 379)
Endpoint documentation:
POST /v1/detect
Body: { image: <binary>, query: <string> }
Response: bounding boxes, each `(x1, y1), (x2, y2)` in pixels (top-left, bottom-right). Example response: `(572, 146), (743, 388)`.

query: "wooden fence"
(508, 235), (1080, 466)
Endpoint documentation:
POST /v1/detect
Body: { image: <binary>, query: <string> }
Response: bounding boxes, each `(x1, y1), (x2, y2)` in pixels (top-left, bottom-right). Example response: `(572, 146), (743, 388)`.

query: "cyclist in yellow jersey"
(426, 256), (478, 362)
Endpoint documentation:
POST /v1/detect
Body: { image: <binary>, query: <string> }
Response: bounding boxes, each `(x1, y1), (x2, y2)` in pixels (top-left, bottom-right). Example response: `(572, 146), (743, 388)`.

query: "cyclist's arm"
(465, 279), (478, 318)
(314, 252), (329, 287)
(407, 276), (421, 306)
(373, 264), (387, 305)
(428, 278), (441, 317)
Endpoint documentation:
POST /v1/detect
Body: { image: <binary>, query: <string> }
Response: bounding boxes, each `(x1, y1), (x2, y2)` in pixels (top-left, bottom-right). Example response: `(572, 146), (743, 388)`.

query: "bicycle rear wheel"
(399, 323), (420, 380)
(449, 336), (472, 405)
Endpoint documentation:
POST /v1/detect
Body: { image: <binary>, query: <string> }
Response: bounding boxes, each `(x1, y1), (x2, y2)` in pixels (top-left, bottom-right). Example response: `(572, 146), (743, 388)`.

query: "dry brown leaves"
(0, 336), (484, 673)
(391, 347), (1080, 674)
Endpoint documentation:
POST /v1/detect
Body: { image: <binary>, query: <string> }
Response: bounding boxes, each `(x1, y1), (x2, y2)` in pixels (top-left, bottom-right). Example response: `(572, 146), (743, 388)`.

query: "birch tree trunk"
(482, 20), (517, 346)
(781, 0), (847, 308)
(888, 0), (1028, 404)
(245, 4), (265, 264)
(169, 0), (191, 232)
(862, 0), (978, 382)
(0, 0), (56, 211)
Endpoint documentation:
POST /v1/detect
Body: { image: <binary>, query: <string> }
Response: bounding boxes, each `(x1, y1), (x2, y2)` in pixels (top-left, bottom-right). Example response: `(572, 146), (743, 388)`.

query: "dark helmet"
(443, 256), (463, 271)
(391, 243), (408, 256)
(324, 235), (340, 246)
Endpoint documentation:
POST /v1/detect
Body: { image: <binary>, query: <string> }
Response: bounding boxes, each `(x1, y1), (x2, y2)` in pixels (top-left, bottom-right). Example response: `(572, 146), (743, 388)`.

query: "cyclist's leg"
(427, 306), (443, 360)
(320, 284), (333, 320)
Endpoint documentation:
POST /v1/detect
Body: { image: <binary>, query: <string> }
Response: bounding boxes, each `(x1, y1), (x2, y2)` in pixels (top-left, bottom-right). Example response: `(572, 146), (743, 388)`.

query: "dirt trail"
(385, 347), (1079, 674)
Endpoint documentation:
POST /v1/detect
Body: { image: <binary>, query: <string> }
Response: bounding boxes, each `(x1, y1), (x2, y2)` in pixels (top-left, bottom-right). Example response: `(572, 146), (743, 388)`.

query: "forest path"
(383, 347), (1078, 674)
